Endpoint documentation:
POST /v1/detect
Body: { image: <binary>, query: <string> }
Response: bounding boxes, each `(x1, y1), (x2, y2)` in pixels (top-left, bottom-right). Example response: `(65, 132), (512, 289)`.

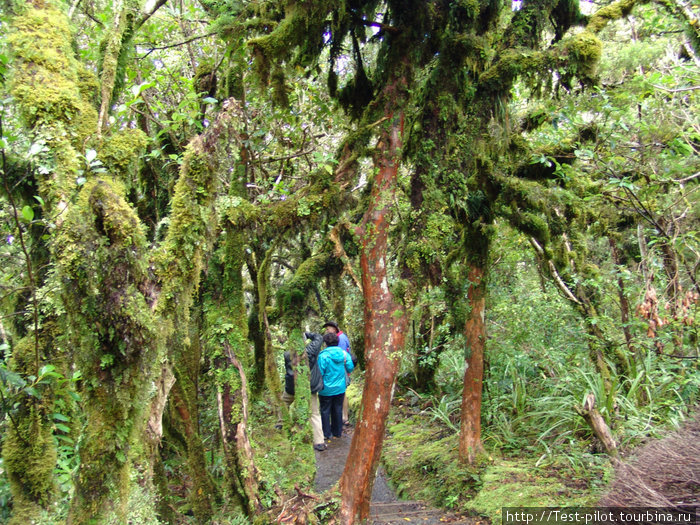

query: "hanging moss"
(267, 65), (287, 107)
(247, 2), (334, 85)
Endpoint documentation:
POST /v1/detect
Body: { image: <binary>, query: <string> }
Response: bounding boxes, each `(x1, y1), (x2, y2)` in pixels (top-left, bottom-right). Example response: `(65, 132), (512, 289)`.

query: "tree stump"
(575, 393), (618, 456)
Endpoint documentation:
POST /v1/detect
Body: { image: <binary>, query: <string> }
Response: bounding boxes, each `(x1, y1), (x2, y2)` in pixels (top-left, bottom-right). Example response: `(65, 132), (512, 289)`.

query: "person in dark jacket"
(317, 332), (354, 441)
(282, 332), (327, 451)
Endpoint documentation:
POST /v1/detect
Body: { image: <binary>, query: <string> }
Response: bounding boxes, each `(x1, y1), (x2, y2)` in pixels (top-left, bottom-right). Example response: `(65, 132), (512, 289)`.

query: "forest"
(0, 0), (698, 523)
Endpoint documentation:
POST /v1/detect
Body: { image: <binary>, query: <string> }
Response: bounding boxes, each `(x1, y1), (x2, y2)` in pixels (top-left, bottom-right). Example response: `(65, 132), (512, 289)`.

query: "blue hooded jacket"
(317, 345), (354, 396)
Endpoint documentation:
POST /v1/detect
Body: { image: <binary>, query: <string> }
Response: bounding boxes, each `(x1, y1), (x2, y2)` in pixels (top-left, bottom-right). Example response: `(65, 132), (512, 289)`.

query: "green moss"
(345, 375), (364, 421)
(587, 0), (638, 33)
(383, 415), (481, 509)
(9, 6), (96, 129)
(249, 401), (316, 498)
(464, 460), (598, 523)
(2, 331), (59, 524)
(100, 129), (149, 180)
(155, 138), (218, 323)
(384, 410), (600, 522)
(562, 31), (602, 84)
(55, 178), (159, 524)
(97, 0), (141, 118)
(8, 3), (97, 208)
(3, 406), (56, 525)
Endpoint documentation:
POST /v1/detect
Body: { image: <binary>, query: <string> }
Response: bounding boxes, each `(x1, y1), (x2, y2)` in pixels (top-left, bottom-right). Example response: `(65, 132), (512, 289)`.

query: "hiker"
(282, 332), (327, 451)
(317, 331), (354, 441)
(323, 321), (356, 425)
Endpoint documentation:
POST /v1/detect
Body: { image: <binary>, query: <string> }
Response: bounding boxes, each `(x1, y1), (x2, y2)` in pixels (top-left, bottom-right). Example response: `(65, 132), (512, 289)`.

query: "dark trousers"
(319, 393), (344, 438)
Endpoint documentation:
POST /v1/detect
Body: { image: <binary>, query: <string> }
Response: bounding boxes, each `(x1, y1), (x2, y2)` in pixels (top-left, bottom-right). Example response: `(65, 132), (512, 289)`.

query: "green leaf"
(34, 195), (45, 207)
(21, 205), (34, 222)
(85, 149), (97, 163)
(24, 386), (40, 398)
(202, 97), (218, 104)
(54, 423), (71, 433)
(0, 366), (26, 388)
(39, 364), (56, 376)
(52, 412), (70, 422)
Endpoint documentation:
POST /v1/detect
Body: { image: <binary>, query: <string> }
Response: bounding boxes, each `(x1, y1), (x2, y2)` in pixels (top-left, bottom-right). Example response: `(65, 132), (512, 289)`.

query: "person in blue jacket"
(317, 331), (354, 441)
(323, 320), (356, 425)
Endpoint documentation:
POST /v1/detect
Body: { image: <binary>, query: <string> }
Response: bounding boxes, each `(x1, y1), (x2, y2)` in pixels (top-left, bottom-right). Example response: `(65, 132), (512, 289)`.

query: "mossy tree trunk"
(413, 308), (447, 393)
(204, 225), (263, 516)
(57, 179), (158, 525)
(5, 2), (98, 520)
(170, 325), (218, 522)
(256, 240), (283, 408)
(2, 337), (57, 525)
(217, 341), (262, 515)
(245, 244), (268, 398)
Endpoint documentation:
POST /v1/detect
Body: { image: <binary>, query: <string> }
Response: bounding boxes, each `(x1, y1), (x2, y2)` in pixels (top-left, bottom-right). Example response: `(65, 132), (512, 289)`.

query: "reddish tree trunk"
(339, 113), (408, 524)
(458, 263), (486, 463)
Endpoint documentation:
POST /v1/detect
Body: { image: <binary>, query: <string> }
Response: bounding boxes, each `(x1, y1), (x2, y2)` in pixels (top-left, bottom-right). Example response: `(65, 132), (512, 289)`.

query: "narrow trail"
(314, 426), (477, 524)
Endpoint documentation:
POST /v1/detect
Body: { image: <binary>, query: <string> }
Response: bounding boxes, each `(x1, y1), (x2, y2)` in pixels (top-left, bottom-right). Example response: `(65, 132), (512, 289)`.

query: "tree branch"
(530, 237), (583, 305)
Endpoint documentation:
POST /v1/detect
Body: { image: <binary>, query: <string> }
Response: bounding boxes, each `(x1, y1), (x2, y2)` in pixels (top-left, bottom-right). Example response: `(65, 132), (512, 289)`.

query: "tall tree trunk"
(458, 262), (487, 463)
(170, 356), (218, 522)
(257, 240), (283, 407)
(246, 246), (267, 396)
(339, 111), (408, 524)
(59, 180), (158, 525)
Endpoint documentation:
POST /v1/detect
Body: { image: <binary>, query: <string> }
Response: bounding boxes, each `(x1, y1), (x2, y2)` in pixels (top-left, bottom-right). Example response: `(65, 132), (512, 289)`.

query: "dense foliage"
(0, 0), (697, 523)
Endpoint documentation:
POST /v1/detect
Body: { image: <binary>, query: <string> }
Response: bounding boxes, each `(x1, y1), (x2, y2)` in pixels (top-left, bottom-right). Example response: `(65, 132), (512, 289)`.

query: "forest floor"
(314, 425), (479, 524)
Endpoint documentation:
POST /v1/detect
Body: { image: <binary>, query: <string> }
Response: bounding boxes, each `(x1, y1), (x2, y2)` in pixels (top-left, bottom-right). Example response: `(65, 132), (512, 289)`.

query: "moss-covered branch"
(479, 31), (602, 93)
(276, 250), (342, 327)
(586, 0), (641, 33)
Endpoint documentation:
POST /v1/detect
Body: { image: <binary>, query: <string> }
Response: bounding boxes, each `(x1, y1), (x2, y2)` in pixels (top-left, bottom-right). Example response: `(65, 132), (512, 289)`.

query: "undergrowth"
(383, 403), (604, 524)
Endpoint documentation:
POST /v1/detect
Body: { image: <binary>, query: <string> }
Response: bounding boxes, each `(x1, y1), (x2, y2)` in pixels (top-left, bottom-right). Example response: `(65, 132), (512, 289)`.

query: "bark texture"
(339, 111), (408, 524)
(458, 263), (487, 463)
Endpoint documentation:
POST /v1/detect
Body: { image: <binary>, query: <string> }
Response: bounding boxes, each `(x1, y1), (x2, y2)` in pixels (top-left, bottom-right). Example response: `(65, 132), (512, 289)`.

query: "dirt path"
(314, 426), (476, 524)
